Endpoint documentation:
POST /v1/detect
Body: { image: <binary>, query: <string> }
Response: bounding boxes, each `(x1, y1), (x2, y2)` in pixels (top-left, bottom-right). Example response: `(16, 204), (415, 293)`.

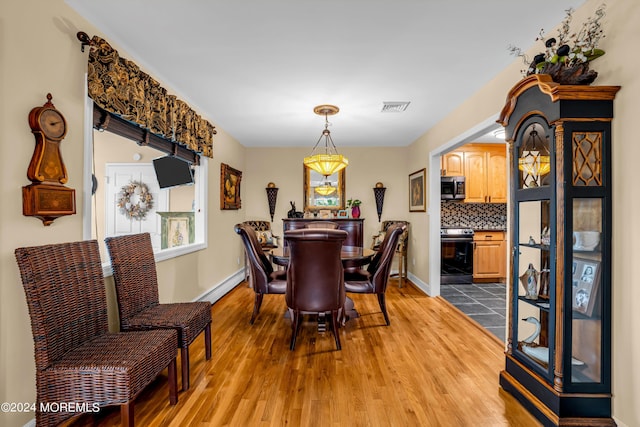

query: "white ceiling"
(66, 0), (582, 148)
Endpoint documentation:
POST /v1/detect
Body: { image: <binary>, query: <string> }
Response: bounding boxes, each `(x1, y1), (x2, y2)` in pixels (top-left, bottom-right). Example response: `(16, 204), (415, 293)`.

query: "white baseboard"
(195, 269), (245, 304)
(407, 272), (431, 296)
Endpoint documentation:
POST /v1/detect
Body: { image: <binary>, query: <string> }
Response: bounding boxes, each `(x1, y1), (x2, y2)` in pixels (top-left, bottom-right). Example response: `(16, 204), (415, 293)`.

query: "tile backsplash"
(441, 202), (507, 230)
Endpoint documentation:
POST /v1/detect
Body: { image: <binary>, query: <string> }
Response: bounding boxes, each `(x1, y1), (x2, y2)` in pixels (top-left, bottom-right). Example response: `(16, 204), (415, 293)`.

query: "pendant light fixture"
(303, 105), (349, 176)
(518, 123), (551, 187)
(315, 181), (337, 196)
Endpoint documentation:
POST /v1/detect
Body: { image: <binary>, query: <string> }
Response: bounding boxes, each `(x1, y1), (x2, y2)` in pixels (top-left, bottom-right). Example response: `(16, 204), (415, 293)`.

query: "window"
(82, 98), (207, 270)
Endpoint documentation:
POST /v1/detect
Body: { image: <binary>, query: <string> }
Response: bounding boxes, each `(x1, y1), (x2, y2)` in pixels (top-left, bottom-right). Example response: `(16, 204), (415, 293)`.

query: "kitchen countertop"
(473, 227), (507, 231)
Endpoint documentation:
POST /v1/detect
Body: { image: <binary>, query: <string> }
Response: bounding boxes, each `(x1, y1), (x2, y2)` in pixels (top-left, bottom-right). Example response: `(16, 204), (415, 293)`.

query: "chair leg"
(181, 347), (190, 391)
(398, 252), (404, 288)
(244, 252), (249, 282)
(204, 322), (212, 360)
(121, 402), (134, 427)
(168, 358), (178, 405)
(331, 309), (342, 350)
(250, 293), (264, 324)
(403, 253), (408, 283)
(377, 293), (390, 326)
(290, 310), (301, 350)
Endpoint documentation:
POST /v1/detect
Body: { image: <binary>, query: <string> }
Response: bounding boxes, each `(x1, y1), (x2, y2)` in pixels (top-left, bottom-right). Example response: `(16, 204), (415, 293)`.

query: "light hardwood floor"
(65, 279), (540, 427)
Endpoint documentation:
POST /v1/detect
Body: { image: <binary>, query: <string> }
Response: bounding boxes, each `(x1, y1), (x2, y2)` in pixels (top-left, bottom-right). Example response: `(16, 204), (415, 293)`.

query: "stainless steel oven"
(440, 227), (474, 284)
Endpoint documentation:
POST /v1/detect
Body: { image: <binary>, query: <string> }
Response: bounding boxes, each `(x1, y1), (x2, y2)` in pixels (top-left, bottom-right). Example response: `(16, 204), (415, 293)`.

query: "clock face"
(39, 108), (66, 140)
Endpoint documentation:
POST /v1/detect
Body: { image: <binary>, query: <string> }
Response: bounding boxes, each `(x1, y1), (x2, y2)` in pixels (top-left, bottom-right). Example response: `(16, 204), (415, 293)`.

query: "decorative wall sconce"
(373, 182), (386, 222)
(265, 182), (279, 222)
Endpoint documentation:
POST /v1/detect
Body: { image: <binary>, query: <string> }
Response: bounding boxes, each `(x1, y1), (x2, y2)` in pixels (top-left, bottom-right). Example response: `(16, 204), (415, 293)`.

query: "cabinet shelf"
(518, 242), (551, 251)
(517, 296), (550, 312)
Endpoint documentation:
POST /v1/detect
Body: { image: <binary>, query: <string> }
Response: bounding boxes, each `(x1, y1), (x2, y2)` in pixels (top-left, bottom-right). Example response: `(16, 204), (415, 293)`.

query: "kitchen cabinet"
(498, 75), (619, 426)
(441, 151), (464, 176)
(463, 144), (507, 203)
(473, 230), (506, 281)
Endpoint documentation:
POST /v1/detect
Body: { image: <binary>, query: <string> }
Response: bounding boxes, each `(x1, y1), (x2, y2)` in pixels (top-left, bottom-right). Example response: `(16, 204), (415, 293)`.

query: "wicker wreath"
(117, 181), (153, 220)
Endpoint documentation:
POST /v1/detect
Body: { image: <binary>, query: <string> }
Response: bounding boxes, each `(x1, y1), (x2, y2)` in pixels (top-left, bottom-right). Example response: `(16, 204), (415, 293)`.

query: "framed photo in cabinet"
(572, 257), (601, 317)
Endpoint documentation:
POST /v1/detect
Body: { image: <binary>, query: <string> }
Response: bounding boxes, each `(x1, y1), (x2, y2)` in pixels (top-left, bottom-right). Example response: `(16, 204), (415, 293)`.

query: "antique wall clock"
(22, 93), (76, 225)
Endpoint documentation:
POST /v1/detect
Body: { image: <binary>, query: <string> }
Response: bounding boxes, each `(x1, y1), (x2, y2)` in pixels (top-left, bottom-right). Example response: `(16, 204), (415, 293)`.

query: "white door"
(105, 163), (169, 251)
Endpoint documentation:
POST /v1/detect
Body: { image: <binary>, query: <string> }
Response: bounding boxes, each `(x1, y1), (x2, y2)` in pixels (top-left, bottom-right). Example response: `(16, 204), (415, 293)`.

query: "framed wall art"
(571, 257), (601, 317)
(220, 163), (242, 210)
(409, 168), (426, 212)
(157, 211), (195, 249)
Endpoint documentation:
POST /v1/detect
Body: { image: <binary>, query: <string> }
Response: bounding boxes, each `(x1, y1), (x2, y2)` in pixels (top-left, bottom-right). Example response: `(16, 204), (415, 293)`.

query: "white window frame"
(82, 88), (208, 276)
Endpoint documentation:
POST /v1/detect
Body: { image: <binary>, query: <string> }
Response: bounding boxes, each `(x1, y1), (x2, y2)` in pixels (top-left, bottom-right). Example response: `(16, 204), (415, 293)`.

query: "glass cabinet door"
(515, 199), (553, 376)
(567, 126), (608, 388)
(570, 196), (604, 382)
(513, 117), (555, 378)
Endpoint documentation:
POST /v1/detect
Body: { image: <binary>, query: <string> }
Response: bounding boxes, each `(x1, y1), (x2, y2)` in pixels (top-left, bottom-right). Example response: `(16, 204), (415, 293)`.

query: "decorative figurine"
(519, 263), (540, 300)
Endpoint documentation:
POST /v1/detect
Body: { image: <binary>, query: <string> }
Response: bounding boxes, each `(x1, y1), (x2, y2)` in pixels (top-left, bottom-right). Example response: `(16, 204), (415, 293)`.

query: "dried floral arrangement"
(508, 3), (606, 85)
(117, 181), (154, 220)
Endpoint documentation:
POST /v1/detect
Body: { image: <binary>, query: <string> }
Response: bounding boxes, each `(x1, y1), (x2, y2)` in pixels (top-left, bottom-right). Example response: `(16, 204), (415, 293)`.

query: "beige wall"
(0, 1), (246, 425)
(1, 0), (638, 426)
(244, 147), (410, 241)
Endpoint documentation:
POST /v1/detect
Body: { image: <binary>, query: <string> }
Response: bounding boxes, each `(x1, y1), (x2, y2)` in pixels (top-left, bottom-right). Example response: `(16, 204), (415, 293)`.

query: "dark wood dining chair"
(345, 223), (406, 325)
(284, 228), (348, 350)
(15, 240), (178, 427)
(105, 233), (212, 392)
(235, 223), (287, 324)
(304, 221), (339, 229)
(241, 220), (280, 279)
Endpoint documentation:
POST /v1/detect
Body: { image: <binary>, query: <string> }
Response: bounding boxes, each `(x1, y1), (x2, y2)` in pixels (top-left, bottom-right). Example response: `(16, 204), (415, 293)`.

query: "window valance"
(84, 35), (215, 158)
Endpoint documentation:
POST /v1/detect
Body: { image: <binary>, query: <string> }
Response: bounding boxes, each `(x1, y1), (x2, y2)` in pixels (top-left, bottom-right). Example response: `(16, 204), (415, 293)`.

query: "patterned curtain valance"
(85, 35), (215, 158)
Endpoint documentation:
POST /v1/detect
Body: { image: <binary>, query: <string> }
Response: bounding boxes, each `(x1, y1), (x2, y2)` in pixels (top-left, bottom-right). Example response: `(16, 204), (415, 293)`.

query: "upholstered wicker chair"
(15, 240), (178, 427)
(242, 220), (280, 250)
(105, 233), (212, 392)
(235, 223), (287, 324)
(371, 220), (410, 286)
(284, 228), (348, 350)
(348, 223), (406, 325)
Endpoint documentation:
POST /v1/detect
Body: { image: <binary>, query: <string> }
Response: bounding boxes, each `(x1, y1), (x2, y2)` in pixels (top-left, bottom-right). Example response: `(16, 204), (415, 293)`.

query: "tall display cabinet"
(498, 75), (619, 426)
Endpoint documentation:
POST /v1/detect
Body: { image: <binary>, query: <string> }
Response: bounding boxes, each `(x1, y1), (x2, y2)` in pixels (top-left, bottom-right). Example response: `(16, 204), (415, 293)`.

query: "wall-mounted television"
(152, 156), (194, 189)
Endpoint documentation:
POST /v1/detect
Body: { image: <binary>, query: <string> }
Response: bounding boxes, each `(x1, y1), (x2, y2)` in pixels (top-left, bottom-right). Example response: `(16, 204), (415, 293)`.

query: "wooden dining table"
(269, 245), (375, 268)
(269, 246), (375, 326)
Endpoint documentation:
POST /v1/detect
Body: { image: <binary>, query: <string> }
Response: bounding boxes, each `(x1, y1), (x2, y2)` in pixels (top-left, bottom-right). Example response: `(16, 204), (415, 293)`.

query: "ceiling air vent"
(381, 102), (410, 113)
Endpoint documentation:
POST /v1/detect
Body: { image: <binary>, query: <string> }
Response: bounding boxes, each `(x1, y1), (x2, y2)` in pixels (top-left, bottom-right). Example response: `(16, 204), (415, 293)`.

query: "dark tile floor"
(440, 282), (507, 341)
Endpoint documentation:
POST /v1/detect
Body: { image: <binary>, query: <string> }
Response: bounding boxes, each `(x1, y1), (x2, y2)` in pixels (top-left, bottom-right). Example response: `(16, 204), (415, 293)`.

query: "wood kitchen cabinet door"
(487, 148), (507, 203)
(463, 144), (507, 203)
(463, 151), (486, 203)
(441, 151), (464, 176)
(473, 231), (506, 280)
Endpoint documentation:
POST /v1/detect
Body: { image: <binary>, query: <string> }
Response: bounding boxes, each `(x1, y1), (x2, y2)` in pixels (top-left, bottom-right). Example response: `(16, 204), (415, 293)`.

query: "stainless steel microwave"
(441, 176), (466, 200)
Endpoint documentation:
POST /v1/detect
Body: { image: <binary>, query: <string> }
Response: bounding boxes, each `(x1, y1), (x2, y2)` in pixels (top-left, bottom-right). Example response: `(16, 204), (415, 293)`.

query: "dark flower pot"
(351, 206), (360, 218)
(539, 62), (598, 85)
